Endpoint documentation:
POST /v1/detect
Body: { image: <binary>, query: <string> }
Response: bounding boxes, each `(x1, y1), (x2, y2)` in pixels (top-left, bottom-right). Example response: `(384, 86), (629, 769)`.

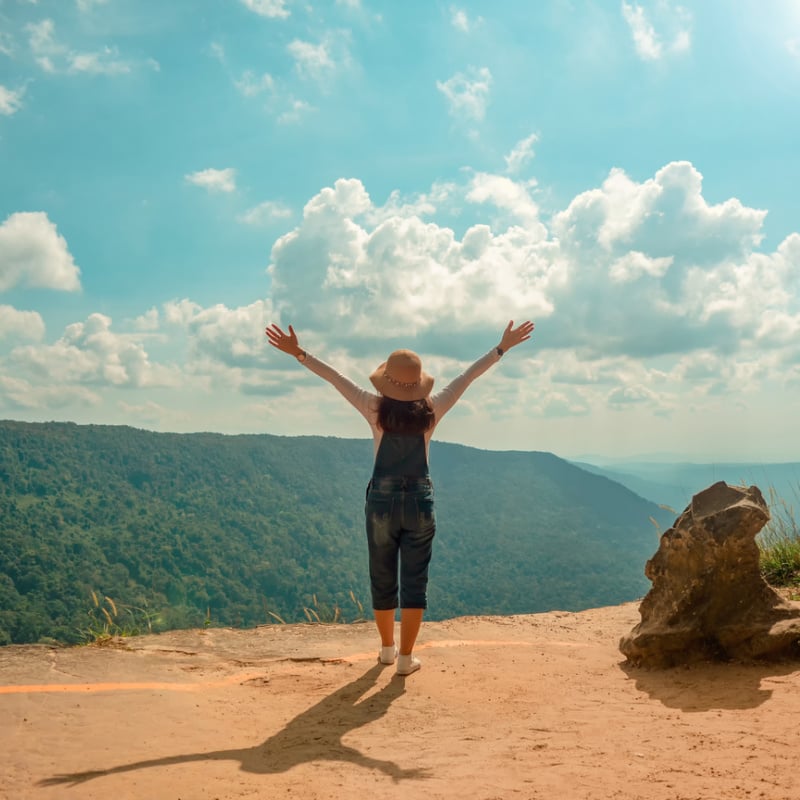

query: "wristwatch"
(496, 346), (504, 357)
(296, 350), (307, 363)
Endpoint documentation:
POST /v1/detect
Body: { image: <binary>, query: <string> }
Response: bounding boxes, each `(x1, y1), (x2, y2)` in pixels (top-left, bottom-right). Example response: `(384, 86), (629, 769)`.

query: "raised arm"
(265, 323), (376, 421)
(431, 320), (534, 420)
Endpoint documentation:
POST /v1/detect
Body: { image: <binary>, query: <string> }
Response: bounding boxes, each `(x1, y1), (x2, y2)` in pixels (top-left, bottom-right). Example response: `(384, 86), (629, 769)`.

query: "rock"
(620, 481), (800, 667)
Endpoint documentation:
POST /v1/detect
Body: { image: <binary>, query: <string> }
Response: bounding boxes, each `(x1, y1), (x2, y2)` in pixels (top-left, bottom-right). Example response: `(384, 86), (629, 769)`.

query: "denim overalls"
(365, 432), (436, 610)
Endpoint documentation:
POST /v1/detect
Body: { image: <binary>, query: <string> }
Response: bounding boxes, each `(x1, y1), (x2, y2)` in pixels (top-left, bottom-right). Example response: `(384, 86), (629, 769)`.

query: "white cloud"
(268, 177), (554, 344)
(264, 161), (800, 395)
(278, 97), (312, 124)
(0, 84), (24, 115)
(504, 134), (538, 174)
(0, 375), (100, 410)
(467, 173), (542, 228)
(0, 305), (46, 341)
(241, 0), (290, 20)
(608, 383), (660, 406)
(621, 1), (691, 61)
(69, 46), (130, 75)
(609, 251), (673, 283)
(234, 70), (275, 97)
(788, 38), (800, 58)
(239, 201), (293, 226)
(10, 313), (179, 388)
(133, 307), (160, 331)
(621, 2), (661, 60)
(26, 17), (135, 75)
(450, 6), (483, 33)
(436, 67), (492, 121)
(185, 167), (237, 193)
(0, 212), (81, 291)
(365, 182), (455, 225)
(162, 298), (274, 370)
(26, 19), (63, 72)
(287, 39), (335, 81)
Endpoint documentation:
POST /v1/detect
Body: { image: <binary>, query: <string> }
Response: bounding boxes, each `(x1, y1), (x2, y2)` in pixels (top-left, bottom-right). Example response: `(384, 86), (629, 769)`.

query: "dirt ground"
(2, 602), (799, 800)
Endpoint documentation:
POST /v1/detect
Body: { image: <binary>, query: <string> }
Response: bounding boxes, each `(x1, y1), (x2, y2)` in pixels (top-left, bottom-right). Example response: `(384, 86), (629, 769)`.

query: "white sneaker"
(396, 654), (421, 675)
(379, 644), (398, 665)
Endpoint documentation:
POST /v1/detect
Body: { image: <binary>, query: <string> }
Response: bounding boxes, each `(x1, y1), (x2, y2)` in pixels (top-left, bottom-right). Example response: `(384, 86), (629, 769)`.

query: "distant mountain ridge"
(573, 460), (800, 513)
(0, 420), (673, 645)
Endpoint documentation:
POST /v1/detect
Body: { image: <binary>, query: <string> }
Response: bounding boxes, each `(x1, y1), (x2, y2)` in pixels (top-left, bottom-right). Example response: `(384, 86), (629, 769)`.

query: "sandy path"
(1, 603), (799, 800)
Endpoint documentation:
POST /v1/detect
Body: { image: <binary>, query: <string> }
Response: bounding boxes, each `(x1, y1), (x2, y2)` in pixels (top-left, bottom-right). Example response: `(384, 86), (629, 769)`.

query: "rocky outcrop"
(620, 481), (800, 667)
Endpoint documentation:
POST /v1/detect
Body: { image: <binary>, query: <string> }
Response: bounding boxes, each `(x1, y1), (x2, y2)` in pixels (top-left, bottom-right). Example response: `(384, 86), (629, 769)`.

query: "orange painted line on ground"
(0, 673), (267, 696)
(0, 639), (590, 694)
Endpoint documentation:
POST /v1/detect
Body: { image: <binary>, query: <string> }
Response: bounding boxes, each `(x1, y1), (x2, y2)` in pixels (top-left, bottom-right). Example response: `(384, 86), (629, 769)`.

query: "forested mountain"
(0, 421), (673, 645)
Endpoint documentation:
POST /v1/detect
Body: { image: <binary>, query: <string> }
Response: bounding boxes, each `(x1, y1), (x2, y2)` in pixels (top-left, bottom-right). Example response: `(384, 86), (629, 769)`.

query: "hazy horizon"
(2, 1), (800, 462)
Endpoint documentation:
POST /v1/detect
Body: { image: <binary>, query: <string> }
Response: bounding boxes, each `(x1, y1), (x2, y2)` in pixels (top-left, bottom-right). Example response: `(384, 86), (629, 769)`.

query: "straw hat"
(369, 349), (434, 401)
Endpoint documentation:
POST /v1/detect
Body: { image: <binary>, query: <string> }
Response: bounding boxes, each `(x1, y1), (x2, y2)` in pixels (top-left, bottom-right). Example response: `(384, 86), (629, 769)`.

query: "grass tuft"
(758, 486), (800, 596)
(79, 592), (160, 644)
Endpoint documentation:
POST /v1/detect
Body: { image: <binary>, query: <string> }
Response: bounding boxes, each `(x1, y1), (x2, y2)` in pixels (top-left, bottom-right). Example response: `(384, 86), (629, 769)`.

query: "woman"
(265, 320), (535, 675)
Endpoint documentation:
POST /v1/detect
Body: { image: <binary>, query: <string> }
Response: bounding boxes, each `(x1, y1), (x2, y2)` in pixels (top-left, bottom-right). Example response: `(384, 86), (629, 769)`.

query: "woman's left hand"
(499, 320), (535, 353)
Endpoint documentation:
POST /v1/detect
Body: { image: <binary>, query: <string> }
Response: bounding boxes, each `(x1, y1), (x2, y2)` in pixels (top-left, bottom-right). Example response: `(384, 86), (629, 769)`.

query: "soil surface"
(2, 602), (800, 800)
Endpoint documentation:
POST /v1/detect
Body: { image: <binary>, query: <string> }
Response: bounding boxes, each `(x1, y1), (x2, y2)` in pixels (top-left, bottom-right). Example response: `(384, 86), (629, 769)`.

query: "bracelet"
(296, 350), (307, 363)
(496, 346), (504, 357)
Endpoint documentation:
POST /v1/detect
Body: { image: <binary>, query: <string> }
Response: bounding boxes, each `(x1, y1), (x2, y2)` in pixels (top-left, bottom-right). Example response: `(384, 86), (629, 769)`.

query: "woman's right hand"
(499, 320), (535, 353)
(265, 323), (304, 358)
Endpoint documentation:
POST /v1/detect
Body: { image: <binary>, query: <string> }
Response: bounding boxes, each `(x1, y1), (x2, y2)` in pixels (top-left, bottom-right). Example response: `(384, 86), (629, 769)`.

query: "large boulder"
(620, 481), (800, 667)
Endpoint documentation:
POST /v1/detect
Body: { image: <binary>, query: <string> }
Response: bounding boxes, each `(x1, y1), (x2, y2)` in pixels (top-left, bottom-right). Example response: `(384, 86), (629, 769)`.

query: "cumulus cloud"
(6, 159), (797, 430)
(436, 67), (492, 121)
(621, 1), (691, 61)
(549, 161), (774, 357)
(162, 298), (274, 370)
(132, 307), (160, 331)
(466, 173), (543, 228)
(0, 305), (46, 341)
(0, 84), (24, 115)
(0, 375), (100, 410)
(185, 167), (237, 193)
(264, 161), (800, 394)
(9, 313), (179, 388)
(0, 212), (82, 292)
(240, 0), (290, 19)
(267, 177), (554, 353)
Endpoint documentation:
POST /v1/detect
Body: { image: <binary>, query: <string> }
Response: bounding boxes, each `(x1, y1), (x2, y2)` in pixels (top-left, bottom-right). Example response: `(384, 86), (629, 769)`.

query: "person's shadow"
(39, 663), (428, 788)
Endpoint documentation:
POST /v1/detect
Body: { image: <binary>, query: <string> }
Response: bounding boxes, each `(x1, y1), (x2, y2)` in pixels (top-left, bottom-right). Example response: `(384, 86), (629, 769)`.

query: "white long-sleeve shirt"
(302, 349), (501, 458)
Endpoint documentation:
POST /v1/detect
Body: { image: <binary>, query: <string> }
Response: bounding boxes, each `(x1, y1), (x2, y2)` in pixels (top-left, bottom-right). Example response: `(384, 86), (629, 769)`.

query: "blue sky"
(1, 0), (800, 461)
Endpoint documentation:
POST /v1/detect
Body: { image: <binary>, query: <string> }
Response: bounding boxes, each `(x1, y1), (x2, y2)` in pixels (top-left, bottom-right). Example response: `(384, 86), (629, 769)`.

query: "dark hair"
(377, 396), (435, 434)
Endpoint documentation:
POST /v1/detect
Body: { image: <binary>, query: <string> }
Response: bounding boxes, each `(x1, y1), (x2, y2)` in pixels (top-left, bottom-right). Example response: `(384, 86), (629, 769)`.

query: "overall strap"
(372, 433), (429, 479)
